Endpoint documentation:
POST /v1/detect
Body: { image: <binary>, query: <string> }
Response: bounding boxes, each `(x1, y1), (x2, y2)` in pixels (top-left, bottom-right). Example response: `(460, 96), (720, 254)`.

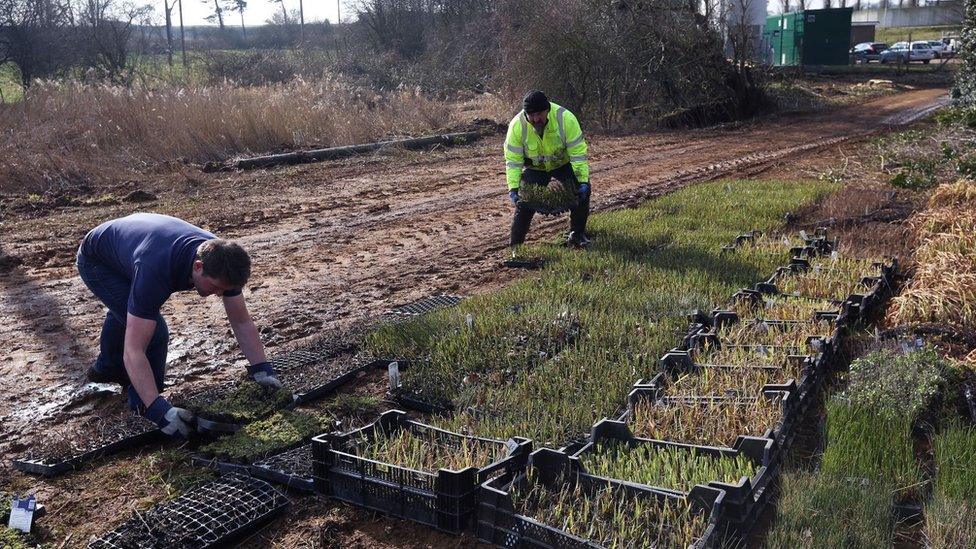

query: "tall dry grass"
(0, 76), (509, 194)
(887, 180), (976, 327)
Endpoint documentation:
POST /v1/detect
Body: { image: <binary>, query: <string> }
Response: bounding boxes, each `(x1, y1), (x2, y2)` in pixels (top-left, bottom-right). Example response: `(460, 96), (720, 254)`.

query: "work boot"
(566, 231), (591, 248)
(86, 364), (128, 386)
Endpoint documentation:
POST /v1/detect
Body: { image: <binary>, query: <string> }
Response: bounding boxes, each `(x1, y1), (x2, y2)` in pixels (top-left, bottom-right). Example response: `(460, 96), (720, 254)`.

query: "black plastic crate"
(570, 418), (777, 530)
(251, 443), (315, 493)
(274, 351), (376, 405)
(312, 409), (532, 534)
(12, 414), (162, 477)
(477, 448), (722, 549)
(88, 473), (290, 548)
(623, 384), (802, 459)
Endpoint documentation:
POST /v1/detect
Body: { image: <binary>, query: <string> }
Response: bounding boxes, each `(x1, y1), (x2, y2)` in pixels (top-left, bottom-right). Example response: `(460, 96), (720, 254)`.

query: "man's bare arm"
(123, 314), (162, 407)
(223, 293), (268, 365)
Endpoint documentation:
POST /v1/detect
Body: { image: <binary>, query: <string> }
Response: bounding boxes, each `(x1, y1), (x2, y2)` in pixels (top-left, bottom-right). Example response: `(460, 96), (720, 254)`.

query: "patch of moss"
(198, 411), (331, 463)
(0, 526), (29, 549)
(174, 381), (293, 424)
(0, 494), (9, 518)
(142, 448), (217, 501)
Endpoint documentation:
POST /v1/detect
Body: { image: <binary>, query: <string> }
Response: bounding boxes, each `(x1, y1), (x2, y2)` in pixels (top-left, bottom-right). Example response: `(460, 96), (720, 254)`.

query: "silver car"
(880, 41), (936, 64)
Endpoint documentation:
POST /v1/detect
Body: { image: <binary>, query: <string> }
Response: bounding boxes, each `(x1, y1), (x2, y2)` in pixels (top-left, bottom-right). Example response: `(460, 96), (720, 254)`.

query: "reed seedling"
(630, 396), (782, 447)
(845, 346), (945, 421)
(775, 256), (883, 300)
(353, 426), (505, 472)
(821, 401), (923, 501)
(173, 381), (293, 424)
(766, 472), (893, 549)
(716, 319), (833, 347)
(693, 343), (805, 369)
(580, 442), (756, 492)
(511, 469), (707, 548)
(198, 410), (331, 463)
(670, 364), (793, 397)
(924, 494), (976, 549)
(933, 421), (976, 500)
(731, 295), (838, 321)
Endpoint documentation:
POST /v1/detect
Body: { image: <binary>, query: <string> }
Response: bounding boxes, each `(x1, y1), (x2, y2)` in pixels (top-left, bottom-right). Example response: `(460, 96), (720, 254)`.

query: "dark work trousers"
(76, 248), (168, 411)
(510, 163), (591, 246)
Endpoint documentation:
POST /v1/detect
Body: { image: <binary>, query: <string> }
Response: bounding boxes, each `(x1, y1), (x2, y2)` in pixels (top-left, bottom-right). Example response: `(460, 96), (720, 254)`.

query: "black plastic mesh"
(88, 474), (289, 548)
(388, 295), (464, 316)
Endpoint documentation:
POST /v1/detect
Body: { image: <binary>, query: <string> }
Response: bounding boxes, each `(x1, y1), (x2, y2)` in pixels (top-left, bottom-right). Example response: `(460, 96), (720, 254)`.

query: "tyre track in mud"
(0, 87), (947, 455)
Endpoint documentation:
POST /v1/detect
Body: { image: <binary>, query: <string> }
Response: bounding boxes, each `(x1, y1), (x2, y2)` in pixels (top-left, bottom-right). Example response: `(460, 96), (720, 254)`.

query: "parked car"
(851, 42), (889, 63)
(880, 41), (936, 64)
(927, 40), (947, 58)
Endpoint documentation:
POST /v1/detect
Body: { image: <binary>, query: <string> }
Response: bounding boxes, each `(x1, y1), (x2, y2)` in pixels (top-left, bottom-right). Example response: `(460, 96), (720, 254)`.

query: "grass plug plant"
(820, 400), (923, 501)
(516, 181), (579, 213)
(510, 469), (707, 548)
(731, 295), (838, 321)
(693, 343), (806, 369)
(198, 410), (331, 463)
(932, 421), (976, 500)
(765, 472), (893, 549)
(715, 319), (833, 347)
(670, 365), (784, 397)
(579, 442), (756, 492)
(925, 495), (976, 548)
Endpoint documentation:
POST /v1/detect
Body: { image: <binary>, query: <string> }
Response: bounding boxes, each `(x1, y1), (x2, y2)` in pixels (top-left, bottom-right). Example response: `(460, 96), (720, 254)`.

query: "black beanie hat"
(523, 90), (550, 114)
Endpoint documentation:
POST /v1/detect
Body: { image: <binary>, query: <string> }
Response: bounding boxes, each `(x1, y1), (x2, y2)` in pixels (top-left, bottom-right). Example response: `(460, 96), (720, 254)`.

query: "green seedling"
(199, 410), (331, 463)
(353, 426), (505, 472)
(670, 365), (786, 397)
(694, 342), (806, 369)
(631, 396), (781, 447)
(511, 468), (706, 548)
(580, 442), (756, 492)
(766, 472), (893, 549)
(845, 346), (945, 421)
(821, 400), (922, 502)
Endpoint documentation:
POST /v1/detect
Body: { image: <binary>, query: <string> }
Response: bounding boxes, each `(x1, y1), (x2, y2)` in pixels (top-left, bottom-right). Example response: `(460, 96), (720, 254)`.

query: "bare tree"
(229, 0), (246, 37)
(203, 0), (225, 29)
(162, 0), (175, 64)
(0, 0), (74, 87)
(78, 0), (152, 83)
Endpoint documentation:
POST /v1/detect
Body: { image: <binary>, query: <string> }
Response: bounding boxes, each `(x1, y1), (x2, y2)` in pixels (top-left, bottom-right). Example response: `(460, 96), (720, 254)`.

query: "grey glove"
(144, 396), (195, 439)
(248, 361), (283, 390)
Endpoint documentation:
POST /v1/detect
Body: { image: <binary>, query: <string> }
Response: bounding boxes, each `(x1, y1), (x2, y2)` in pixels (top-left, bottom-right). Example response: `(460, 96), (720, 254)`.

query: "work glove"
(578, 183), (590, 197)
(144, 395), (195, 439)
(509, 189), (519, 205)
(248, 361), (283, 390)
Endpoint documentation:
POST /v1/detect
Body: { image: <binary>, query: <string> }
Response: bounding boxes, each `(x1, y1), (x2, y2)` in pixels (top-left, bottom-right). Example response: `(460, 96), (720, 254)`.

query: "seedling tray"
(571, 418), (777, 530)
(88, 473), (289, 548)
(388, 388), (455, 414)
(502, 257), (546, 270)
(623, 384), (803, 460)
(387, 295), (465, 317)
(13, 415), (162, 477)
(251, 443), (315, 493)
(275, 351), (375, 405)
(312, 409), (532, 534)
(173, 382), (296, 435)
(477, 448), (722, 549)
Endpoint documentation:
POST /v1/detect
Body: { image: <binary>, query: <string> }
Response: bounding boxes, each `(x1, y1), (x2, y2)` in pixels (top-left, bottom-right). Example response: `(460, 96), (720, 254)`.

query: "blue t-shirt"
(80, 213), (241, 319)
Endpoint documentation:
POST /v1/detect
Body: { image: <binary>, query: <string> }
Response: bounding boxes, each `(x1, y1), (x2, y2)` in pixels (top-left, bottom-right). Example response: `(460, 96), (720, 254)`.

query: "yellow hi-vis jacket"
(504, 102), (589, 190)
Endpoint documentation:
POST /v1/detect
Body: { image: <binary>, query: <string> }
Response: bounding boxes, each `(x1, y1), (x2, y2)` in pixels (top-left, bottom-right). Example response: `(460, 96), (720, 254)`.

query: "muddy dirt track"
(0, 87), (947, 461)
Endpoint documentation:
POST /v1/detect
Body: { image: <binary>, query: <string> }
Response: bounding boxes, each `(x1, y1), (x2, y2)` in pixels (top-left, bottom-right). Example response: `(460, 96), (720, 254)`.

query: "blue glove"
(247, 361), (283, 390)
(509, 189), (519, 204)
(578, 183), (590, 196)
(144, 395), (195, 438)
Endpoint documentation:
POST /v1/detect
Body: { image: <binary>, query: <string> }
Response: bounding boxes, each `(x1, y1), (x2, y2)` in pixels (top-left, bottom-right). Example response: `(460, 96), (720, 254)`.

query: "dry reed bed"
(0, 78), (508, 193)
(888, 180), (976, 328)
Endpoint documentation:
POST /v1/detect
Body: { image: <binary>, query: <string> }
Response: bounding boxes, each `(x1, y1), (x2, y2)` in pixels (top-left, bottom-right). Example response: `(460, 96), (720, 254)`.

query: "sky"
(173, 0), (344, 26)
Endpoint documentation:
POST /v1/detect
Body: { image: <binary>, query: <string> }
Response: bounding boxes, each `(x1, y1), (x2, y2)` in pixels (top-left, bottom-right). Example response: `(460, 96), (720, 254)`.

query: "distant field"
(875, 25), (961, 44)
(0, 63), (22, 103)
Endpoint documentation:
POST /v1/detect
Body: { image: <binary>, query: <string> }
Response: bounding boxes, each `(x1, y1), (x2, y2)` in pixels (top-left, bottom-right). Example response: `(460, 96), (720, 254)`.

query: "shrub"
(844, 347), (945, 421)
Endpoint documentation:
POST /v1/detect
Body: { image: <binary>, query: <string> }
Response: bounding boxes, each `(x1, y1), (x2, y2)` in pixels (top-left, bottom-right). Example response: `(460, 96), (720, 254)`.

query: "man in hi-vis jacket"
(503, 90), (591, 247)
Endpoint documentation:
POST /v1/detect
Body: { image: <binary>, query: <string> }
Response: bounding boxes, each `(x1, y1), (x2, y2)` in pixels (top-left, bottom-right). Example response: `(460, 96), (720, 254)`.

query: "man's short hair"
(197, 239), (251, 287)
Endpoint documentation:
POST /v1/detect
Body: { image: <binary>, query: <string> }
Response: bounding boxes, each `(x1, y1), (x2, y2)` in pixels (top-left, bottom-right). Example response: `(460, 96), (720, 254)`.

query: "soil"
(0, 86), (949, 547)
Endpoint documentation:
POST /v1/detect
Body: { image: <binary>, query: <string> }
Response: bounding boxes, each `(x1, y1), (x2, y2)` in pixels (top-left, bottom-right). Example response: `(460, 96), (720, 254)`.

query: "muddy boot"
(86, 364), (128, 386)
(565, 231), (592, 248)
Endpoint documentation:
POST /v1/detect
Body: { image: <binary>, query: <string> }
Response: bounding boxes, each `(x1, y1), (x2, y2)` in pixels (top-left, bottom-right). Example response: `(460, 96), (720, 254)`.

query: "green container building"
(764, 8), (853, 66)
